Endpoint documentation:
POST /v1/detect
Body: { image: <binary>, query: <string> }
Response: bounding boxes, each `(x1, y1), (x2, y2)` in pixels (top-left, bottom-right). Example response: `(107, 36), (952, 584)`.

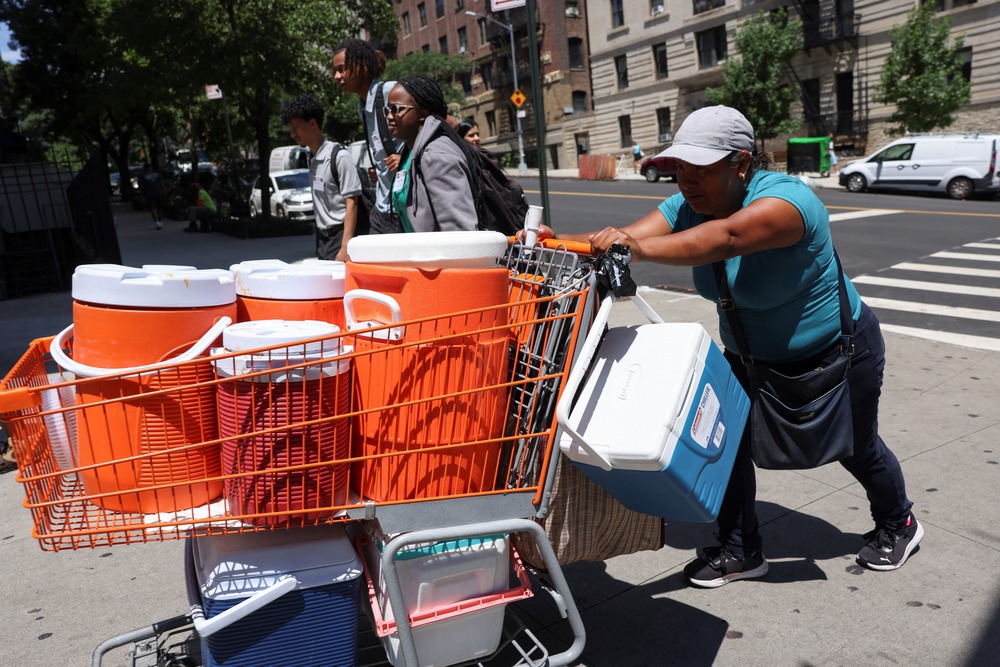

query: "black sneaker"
(857, 514), (924, 571)
(684, 545), (769, 588)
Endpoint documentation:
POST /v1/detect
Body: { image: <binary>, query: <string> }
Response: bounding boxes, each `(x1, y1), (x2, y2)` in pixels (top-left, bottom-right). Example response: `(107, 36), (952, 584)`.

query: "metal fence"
(0, 149), (119, 300)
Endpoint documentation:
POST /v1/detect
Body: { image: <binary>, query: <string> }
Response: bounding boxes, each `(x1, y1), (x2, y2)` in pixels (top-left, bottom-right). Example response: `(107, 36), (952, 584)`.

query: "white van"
(268, 145), (311, 172)
(839, 133), (1000, 199)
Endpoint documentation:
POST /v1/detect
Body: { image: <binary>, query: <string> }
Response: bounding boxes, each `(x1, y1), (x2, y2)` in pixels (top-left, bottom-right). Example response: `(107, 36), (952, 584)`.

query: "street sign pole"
(525, 0), (550, 227)
(206, 85), (239, 215)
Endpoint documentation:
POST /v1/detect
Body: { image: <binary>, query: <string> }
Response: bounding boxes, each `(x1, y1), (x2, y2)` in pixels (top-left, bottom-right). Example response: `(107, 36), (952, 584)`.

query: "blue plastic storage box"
(186, 525), (362, 667)
(558, 320), (749, 522)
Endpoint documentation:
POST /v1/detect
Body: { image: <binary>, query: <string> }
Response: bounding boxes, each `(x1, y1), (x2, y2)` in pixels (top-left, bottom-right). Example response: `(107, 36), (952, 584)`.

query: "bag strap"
(361, 83), (397, 170)
(712, 250), (854, 362)
(328, 142), (343, 190)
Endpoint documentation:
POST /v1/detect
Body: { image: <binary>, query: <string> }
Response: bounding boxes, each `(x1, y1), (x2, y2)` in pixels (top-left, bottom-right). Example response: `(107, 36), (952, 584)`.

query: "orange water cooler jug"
(213, 319), (352, 526)
(50, 264), (236, 514)
(344, 231), (511, 501)
(230, 259), (347, 330)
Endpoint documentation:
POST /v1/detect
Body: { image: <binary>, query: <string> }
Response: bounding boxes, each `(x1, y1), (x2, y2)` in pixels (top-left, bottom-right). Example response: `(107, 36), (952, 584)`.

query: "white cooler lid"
(192, 525), (361, 600)
(347, 230), (508, 268)
(560, 323), (711, 471)
(230, 259), (346, 299)
(73, 264), (235, 307)
(221, 319), (342, 355)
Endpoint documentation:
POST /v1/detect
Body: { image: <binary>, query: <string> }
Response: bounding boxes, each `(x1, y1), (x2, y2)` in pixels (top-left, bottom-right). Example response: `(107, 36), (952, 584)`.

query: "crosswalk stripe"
(890, 262), (1000, 278)
(963, 243), (1000, 250)
(853, 276), (1000, 298)
(930, 251), (1000, 263)
(828, 209), (902, 222)
(862, 297), (1000, 322)
(879, 324), (1000, 352)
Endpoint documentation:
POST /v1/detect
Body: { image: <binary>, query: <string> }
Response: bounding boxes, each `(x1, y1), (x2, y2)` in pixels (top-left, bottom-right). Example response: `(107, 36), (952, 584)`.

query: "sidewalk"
(2, 204), (998, 667)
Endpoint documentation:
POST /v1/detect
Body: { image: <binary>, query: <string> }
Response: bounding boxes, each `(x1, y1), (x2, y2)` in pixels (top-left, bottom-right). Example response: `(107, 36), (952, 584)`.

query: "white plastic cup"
(524, 205), (543, 247)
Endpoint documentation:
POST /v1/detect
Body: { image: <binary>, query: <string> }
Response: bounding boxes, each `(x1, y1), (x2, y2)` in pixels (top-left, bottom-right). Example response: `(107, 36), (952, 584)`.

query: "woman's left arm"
(420, 147), (478, 231)
(590, 197), (805, 266)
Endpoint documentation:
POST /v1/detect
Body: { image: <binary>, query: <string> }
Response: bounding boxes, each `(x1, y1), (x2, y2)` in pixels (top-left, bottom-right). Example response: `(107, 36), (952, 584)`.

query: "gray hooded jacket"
(404, 116), (479, 232)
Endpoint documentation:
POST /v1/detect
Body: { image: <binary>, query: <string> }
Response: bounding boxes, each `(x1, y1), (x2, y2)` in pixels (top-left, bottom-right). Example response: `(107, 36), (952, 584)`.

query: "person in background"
(280, 94), (361, 262)
(184, 182), (216, 233)
(332, 39), (406, 234)
(526, 105), (921, 587)
(633, 142), (644, 173)
(385, 76), (482, 233)
(828, 132), (839, 175)
(457, 118), (481, 148)
(138, 162), (166, 230)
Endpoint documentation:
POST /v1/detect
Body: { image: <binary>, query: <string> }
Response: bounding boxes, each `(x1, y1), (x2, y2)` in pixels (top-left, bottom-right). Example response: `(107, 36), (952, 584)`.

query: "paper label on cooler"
(690, 383), (723, 451)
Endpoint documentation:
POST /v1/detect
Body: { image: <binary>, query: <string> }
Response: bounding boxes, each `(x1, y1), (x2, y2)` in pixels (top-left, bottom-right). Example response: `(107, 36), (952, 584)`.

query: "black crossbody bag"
(713, 253), (855, 470)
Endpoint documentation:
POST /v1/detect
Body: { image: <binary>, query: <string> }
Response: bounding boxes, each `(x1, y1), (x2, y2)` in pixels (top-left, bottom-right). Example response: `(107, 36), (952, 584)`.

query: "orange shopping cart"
(1, 240), (601, 667)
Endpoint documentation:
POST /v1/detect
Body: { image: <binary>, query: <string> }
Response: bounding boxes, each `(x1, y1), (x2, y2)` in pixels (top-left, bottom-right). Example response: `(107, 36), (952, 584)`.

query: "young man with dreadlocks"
(332, 39), (406, 234)
(384, 76), (483, 232)
(280, 94), (361, 261)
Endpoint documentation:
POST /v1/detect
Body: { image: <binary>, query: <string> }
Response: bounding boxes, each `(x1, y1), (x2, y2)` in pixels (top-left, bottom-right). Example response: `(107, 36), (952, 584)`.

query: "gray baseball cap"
(658, 106), (755, 165)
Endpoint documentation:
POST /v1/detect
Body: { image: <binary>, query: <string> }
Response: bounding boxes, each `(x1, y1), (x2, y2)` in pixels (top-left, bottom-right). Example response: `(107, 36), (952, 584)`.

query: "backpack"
(475, 148), (529, 235)
(329, 142), (375, 236)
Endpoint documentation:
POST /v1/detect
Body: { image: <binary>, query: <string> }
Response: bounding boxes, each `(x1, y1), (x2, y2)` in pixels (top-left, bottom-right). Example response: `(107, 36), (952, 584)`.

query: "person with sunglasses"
(384, 76), (484, 233)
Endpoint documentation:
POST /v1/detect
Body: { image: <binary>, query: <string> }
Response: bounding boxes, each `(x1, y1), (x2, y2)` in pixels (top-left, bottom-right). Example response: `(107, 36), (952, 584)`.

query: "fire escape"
(481, 9), (536, 154)
(786, 0), (869, 155)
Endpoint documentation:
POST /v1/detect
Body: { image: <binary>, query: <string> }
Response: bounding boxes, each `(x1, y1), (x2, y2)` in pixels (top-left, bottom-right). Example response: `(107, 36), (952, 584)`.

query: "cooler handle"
(555, 293), (664, 471)
(189, 576), (299, 638)
(343, 289), (405, 341)
(48, 316), (232, 378)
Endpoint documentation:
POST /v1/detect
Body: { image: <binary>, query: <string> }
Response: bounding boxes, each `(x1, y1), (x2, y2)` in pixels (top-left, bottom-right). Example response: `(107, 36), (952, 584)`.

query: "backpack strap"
(361, 82), (397, 168)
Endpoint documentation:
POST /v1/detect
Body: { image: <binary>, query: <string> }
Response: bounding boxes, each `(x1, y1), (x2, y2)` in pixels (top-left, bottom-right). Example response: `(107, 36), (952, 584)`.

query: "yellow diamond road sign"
(510, 89), (526, 108)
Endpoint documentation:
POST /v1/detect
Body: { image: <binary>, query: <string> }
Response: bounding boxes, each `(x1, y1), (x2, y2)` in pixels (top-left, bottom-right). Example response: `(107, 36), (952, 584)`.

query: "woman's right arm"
(525, 206), (673, 245)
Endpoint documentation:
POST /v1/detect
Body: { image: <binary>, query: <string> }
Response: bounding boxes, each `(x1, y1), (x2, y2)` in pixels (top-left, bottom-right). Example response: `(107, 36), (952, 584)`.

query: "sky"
(1, 22), (21, 63)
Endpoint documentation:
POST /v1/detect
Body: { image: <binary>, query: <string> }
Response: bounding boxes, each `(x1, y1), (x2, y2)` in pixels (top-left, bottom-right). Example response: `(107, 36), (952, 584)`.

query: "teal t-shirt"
(390, 152), (415, 233)
(657, 170), (862, 363)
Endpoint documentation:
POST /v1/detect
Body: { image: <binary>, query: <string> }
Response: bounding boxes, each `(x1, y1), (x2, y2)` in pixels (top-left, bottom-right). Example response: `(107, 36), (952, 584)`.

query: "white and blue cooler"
(556, 296), (750, 522)
(185, 525), (362, 667)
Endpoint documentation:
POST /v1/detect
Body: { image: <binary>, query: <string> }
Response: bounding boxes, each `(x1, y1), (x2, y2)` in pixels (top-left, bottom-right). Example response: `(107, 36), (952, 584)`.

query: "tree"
(706, 8), (801, 151)
(383, 51), (473, 105)
(874, 2), (971, 135)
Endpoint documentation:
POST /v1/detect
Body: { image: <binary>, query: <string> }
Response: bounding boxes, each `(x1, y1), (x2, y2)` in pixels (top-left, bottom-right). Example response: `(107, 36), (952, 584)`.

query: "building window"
(485, 110), (497, 135)
(650, 0), (665, 15)
(568, 38), (585, 69)
(478, 18), (488, 45)
(656, 108), (672, 141)
(480, 62), (493, 90)
(693, 0), (725, 14)
(614, 54), (629, 89)
(653, 43), (668, 79)
(566, 0), (581, 17)
(618, 115), (632, 147)
(455, 0), (464, 10)
(958, 46), (972, 82)
(458, 27), (468, 52)
(422, 44), (431, 52)
(436, 0), (445, 19)
(611, 0), (624, 28)
(418, 3), (427, 27)
(439, 36), (448, 54)
(572, 90), (588, 113)
(696, 25), (727, 68)
(459, 72), (472, 94)
(402, 12), (411, 35)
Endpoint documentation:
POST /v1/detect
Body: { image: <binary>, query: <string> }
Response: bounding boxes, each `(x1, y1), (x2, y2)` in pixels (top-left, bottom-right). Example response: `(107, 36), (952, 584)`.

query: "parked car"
(839, 133), (1000, 200)
(639, 154), (678, 183)
(108, 165), (144, 196)
(248, 169), (314, 220)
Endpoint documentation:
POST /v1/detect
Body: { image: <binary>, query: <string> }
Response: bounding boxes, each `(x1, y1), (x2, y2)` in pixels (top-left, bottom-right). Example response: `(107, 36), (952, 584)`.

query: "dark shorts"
(369, 206), (402, 235)
(316, 225), (344, 260)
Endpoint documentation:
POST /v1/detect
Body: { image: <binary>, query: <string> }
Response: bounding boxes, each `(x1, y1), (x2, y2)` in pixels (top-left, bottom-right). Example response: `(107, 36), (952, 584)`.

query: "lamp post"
(466, 10), (527, 176)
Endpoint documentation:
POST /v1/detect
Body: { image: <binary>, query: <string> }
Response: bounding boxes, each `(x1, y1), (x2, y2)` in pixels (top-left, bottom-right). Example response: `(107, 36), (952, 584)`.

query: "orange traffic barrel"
(230, 259), (347, 330)
(214, 319), (352, 526)
(51, 264), (236, 514)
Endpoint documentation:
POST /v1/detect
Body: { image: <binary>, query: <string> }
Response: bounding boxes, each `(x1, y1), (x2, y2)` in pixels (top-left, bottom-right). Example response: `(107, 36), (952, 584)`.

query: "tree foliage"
(873, 2), (971, 135)
(706, 8), (801, 150)
(384, 51), (473, 105)
(0, 0), (398, 200)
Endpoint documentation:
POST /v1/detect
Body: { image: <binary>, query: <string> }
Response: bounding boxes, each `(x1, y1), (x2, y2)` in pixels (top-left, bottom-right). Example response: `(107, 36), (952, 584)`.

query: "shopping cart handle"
(190, 576), (298, 638)
(541, 238), (593, 255)
(48, 317), (232, 378)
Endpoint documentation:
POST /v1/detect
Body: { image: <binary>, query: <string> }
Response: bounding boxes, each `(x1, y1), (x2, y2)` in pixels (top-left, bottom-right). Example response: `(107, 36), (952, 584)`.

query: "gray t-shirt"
(309, 139), (362, 231)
